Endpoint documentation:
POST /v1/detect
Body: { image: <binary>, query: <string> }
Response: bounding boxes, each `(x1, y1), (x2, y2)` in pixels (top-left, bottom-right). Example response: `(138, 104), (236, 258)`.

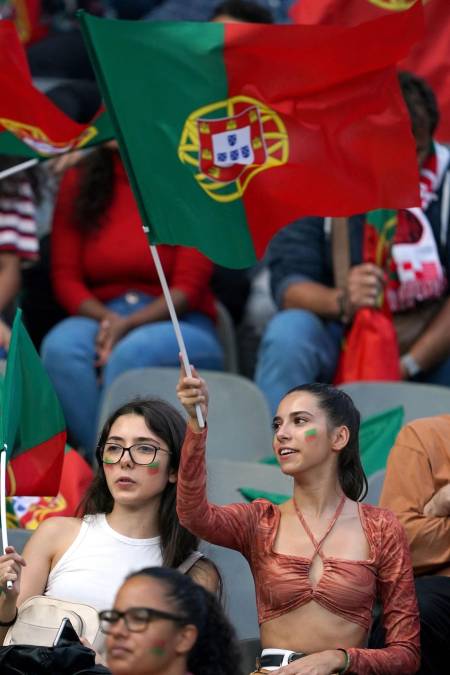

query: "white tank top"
(45, 514), (163, 611)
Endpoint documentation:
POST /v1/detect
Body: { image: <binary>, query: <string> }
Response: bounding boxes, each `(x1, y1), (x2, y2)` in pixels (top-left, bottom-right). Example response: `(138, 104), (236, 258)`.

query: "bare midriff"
(260, 600), (368, 653)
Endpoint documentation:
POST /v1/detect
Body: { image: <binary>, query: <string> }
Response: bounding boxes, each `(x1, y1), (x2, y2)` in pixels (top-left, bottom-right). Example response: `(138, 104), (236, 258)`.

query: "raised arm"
(347, 512), (420, 675)
(176, 367), (258, 557)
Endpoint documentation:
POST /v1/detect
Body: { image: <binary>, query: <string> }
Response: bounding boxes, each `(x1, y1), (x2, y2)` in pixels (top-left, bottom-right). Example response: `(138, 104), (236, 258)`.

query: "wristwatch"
(400, 353), (422, 378)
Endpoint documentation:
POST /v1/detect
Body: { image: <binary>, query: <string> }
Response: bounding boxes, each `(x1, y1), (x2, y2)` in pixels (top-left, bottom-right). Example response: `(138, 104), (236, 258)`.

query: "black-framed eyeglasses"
(99, 607), (187, 633)
(100, 443), (171, 466)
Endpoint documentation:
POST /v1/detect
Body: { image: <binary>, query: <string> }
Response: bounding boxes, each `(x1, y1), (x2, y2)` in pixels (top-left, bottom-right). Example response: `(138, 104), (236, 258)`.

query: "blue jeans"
(255, 308), (450, 416)
(255, 309), (343, 416)
(41, 293), (224, 454)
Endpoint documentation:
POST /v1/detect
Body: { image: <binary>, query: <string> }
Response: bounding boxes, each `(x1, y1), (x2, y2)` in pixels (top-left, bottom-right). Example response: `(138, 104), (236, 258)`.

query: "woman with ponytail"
(176, 368), (420, 674)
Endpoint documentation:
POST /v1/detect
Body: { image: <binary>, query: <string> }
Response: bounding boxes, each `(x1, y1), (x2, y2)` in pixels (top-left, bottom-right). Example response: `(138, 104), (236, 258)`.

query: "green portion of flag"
(0, 309), (66, 463)
(79, 13), (253, 268)
(239, 487), (290, 505)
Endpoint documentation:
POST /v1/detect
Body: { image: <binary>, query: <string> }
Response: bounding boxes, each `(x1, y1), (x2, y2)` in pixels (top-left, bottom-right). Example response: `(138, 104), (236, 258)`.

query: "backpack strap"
(177, 551), (205, 574)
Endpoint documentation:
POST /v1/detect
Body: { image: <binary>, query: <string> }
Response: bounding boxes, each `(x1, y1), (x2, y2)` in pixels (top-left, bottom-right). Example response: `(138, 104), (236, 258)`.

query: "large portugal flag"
(80, 7), (421, 268)
(291, 1), (450, 142)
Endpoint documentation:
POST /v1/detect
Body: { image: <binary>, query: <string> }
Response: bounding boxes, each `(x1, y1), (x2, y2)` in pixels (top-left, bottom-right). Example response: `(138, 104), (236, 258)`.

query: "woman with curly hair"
(101, 566), (241, 675)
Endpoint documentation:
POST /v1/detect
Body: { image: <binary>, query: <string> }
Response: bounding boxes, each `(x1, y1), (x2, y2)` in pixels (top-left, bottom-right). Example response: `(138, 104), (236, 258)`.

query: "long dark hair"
(398, 71), (439, 138)
(73, 146), (116, 232)
(285, 383), (367, 501)
(0, 155), (42, 204)
(79, 398), (199, 568)
(125, 567), (242, 675)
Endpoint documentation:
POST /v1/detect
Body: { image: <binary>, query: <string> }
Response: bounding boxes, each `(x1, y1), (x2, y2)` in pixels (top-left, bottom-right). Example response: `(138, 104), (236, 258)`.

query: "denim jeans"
(255, 309), (344, 416)
(41, 293), (224, 454)
(255, 308), (450, 416)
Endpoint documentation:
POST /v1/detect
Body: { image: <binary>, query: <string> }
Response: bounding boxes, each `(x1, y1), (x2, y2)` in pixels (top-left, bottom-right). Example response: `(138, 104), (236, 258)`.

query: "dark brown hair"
(284, 383), (367, 501)
(73, 146), (116, 232)
(79, 398), (199, 568)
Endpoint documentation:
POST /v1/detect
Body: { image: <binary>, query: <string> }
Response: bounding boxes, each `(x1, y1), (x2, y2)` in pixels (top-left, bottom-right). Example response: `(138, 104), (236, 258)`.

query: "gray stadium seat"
(215, 301), (239, 373)
(365, 469), (386, 506)
(7, 528), (32, 553)
(98, 368), (273, 462)
(339, 381), (450, 423)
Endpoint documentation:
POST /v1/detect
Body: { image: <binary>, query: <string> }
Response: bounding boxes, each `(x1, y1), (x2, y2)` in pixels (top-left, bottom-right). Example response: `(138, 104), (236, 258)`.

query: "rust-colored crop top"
(177, 426), (420, 675)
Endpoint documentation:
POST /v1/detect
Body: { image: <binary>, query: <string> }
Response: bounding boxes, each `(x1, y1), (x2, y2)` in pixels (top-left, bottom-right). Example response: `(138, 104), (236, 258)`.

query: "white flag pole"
(0, 447), (13, 590)
(0, 159), (39, 181)
(148, 243), (205, 428)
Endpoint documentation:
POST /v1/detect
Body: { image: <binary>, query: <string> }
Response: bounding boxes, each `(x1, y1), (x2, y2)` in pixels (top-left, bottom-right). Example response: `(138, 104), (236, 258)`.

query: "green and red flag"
(0, 309), (66, 496)
(0, 19), (114, 160)
(290, 1), (450, 142)
(79, 7), (422, 268)
(334, 210), (401, 383)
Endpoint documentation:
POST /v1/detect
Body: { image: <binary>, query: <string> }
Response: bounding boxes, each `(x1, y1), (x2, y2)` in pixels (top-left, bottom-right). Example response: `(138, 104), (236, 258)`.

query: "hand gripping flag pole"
(148, 243), (205, 428)
(0, 446), (13, 590)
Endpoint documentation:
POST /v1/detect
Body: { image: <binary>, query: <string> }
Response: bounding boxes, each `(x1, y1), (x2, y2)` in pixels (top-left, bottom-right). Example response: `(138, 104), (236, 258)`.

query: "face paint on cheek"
(304, 428), (318, 441)
(146, 461), (160, 476)
(149, 639), (167, 656)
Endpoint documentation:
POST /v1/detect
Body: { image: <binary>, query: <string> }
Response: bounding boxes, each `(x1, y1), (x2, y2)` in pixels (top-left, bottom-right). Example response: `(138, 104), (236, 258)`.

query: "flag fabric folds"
(0, 309), (66, 496)
(0, 19), (114, 159)
(80, 8), (421, 268)
(290, 0), (450, 142)
(334, 210), (402, 383)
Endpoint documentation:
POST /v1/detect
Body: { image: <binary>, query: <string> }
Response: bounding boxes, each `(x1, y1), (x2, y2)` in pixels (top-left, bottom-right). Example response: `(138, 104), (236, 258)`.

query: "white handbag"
(4, 595), (102, 649)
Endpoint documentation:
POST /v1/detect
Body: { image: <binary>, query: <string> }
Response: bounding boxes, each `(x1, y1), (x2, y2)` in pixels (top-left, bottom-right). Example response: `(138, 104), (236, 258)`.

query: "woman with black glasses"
(100, 566), (241, 675)
(0, 398), (218, 649)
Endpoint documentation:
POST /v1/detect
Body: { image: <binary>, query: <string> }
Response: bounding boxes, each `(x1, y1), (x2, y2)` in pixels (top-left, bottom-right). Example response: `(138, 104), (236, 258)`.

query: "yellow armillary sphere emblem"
(178, 95), (289, 203)
(367, 0), (427, 9)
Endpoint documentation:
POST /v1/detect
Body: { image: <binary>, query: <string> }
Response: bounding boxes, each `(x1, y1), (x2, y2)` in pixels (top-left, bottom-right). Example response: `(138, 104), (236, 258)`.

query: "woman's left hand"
(272, 650), (347, 675)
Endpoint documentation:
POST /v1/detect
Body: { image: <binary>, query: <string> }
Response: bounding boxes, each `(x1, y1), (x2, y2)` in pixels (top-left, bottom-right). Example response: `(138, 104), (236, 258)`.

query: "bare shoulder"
(23, 517), (83, 556)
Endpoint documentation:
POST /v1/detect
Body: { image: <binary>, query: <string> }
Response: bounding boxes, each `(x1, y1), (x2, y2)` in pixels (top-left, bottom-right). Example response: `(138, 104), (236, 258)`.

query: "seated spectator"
(102, 566), (241, 675)
(177, 366), (420, 673)
(0, 156), (41, 352)
(369, 415), (450, 675)
(41, 144), (223, 454)
(255, 72), (450, 414)
(0, 397), (218, 650)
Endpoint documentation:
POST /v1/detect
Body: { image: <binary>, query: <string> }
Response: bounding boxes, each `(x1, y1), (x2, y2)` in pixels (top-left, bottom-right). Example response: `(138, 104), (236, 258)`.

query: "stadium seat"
(7, 528), (32, 553)
(215, 301), (239, 373)
(98, 368), (273, 462)
(365, 469), (386, 506)
(339, 381), (450, 423)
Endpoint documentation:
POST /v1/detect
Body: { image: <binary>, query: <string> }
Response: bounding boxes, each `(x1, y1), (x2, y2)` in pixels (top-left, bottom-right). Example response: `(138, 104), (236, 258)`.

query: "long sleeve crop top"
(177, 426), (420, 675)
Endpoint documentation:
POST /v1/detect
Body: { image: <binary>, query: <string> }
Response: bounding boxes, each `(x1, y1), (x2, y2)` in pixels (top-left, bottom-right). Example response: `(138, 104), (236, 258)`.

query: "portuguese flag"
(0, 19), (114, 160)
(0, 310), (66, 496)
(291, 1), (450, 143)
(79, 7), (421, 268)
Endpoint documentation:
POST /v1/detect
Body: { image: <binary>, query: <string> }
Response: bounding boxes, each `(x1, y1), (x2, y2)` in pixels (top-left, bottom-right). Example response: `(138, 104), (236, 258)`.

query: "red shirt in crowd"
(51, 155), (216, 321)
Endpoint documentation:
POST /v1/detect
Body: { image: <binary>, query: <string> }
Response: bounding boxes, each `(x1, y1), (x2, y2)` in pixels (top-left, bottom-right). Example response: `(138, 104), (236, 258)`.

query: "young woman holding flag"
(0, 397), (218, 649)
(176, 368), (420, 675)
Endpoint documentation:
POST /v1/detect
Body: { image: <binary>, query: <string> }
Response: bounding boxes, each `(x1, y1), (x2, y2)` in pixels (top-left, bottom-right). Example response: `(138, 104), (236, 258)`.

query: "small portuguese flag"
(0, 19), (114, 160)
(0, 309), (66, 497)
(79, 6), (421, 268)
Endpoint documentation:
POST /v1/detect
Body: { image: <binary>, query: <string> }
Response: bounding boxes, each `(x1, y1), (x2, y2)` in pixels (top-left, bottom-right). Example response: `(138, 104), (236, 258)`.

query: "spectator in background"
(0, 157), (41, 352)
(255, 72), (450, 414)
(370, 415), (450, 674)
(102, 567), (241, 675)
(41, 145), (223, 455)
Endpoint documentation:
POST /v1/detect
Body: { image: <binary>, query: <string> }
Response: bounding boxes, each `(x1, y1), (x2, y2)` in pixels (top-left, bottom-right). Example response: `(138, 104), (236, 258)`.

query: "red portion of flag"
(224, 5), (422, 257)
(334, 308), (401, 383)
(6, 430), (66, 497)
(290, 1), (450, 141)
(0, 20), (105, 155)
